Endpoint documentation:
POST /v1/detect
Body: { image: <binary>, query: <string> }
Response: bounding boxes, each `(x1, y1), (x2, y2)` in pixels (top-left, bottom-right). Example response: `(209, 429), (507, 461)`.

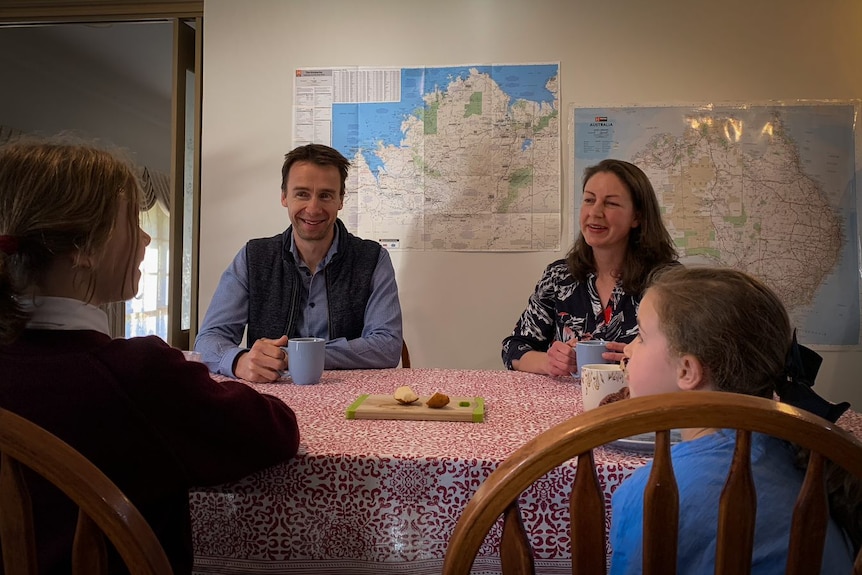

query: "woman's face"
(579, 171), (639, 253)
(622, 290), (681, 397)
(92, 200), (151, 305)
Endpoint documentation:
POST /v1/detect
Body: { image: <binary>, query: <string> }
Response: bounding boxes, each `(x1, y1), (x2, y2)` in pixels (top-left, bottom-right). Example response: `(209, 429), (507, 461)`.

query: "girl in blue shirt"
(610, 266), (860, 574)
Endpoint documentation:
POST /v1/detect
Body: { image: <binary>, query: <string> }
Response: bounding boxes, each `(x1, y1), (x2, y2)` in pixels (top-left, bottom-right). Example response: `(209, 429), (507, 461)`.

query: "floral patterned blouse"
(502, 259), (641, 369)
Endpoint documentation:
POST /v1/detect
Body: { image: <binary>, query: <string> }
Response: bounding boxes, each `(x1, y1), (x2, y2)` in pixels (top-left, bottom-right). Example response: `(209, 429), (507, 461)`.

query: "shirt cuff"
(219, 347), (246, 378)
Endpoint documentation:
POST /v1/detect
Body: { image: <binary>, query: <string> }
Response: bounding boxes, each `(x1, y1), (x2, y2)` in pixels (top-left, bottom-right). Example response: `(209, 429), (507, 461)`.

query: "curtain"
(138, 165), (171, 212)
(99, 302), (125, 338)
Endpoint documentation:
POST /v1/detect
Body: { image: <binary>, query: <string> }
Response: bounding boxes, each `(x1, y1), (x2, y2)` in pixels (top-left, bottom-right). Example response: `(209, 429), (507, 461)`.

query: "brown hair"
(280, 143), (351, 197)
(567, 159), (677, 294)
(648, 265), (861, 551)
(0, 137), (142, 344)
(648, 266), (790, 397)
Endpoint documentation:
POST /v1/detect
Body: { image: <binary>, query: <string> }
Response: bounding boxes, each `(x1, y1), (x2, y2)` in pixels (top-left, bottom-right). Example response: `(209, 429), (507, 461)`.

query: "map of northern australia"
(574, 105), (859, 345)
(333, 65), (561, 251)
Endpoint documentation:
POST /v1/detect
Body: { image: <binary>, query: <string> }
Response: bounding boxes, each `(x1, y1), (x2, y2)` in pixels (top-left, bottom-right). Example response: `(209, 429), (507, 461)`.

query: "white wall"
(199, 0), (862, 406)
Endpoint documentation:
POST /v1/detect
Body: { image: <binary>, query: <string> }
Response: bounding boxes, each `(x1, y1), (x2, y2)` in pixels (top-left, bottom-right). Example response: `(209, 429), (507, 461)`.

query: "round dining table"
(189, 367), (862, 575)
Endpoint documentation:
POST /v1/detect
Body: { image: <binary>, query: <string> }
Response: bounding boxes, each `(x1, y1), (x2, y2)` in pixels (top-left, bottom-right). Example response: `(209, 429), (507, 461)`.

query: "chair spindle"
(570, 450), (607, 575)
(643, 429), (678, 575)
(715, 430), (755, 575)
(501, 501), (535, 575)
(786, 451), (828, 575)
(0, 453), (38, 575)
(72, 511), (109, 575)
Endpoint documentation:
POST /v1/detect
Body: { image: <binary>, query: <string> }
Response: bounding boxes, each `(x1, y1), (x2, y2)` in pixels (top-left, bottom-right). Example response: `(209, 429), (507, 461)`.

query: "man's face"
(281, 161), (344, 244)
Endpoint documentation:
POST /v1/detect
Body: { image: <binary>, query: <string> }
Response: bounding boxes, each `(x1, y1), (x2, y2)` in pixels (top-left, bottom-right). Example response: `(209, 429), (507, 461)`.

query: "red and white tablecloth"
(189, 368), (862, 575)
(189, 368), (644, 574)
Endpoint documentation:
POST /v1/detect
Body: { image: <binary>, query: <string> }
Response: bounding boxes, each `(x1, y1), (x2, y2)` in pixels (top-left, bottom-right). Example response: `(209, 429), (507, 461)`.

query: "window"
(126, 203), (170, 338)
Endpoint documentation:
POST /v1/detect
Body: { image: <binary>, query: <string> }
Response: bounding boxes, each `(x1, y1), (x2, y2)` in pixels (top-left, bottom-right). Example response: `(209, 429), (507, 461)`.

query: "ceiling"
(0, 20), (176, 171)
(17, 20), (174, 101)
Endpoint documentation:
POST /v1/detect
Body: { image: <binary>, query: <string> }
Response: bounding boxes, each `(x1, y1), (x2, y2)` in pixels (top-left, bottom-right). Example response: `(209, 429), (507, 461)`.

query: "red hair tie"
(0, 235), (19, 255)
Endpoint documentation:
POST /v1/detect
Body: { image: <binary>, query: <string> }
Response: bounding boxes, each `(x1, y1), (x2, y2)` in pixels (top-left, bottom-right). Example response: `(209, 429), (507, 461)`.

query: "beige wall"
(199, 0), (862, 406)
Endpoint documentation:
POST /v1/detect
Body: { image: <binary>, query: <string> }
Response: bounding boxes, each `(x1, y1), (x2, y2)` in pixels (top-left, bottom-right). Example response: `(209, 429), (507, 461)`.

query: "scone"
(426, 392), (450, 409)
(394, 385), (419, 405)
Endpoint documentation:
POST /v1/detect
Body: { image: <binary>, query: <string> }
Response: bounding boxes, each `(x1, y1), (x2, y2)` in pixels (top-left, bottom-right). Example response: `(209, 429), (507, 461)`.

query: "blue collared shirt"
(195, 227), (402, 376)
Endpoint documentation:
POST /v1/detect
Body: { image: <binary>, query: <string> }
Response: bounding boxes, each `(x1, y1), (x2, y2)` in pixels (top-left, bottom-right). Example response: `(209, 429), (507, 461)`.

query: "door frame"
(0, 1), (204, 348)
(0, 2), (202, 22)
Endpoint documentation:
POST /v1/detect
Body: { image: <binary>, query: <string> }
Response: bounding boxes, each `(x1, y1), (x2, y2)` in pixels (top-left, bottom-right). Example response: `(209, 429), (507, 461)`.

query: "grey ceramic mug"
(574, 340), (610, 378)
(281, 337), (325, 385)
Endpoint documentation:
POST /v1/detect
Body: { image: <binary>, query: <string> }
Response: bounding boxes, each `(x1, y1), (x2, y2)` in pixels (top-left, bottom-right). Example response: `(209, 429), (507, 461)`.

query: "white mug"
(580, 364), (628, 411)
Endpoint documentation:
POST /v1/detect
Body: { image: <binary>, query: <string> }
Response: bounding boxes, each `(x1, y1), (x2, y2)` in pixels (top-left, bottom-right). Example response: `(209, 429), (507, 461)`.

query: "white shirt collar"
(20, 296), (111, 336)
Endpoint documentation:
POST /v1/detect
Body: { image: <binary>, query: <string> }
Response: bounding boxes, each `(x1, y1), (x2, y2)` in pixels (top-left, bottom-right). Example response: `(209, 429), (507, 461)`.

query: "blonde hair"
(0, 137), (142, 344)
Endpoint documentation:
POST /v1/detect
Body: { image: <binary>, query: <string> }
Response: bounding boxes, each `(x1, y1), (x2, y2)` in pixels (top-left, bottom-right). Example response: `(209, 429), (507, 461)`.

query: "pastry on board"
(426, 392), (450, 409)
(393, 385), (419, 405)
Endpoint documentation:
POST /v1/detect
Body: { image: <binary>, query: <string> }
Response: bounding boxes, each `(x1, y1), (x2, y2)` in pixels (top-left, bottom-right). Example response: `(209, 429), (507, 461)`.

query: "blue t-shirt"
(609, 429), (854, 574)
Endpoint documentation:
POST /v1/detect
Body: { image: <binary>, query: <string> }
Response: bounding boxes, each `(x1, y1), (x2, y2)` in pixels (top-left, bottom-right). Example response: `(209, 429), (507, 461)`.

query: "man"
(196, 144), (403, 382)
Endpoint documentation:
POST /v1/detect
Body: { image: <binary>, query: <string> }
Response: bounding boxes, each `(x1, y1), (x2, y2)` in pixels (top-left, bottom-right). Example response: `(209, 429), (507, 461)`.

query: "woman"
(502, 159), (677, 376)
(0, 138), (300, 574)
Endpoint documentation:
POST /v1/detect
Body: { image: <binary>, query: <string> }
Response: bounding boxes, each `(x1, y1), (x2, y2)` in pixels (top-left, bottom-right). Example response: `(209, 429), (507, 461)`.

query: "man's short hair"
(281, 144), (351, 197)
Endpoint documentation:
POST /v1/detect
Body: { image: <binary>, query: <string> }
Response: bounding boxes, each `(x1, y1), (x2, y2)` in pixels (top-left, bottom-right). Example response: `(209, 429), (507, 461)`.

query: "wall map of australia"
(574, 104), (859, 346)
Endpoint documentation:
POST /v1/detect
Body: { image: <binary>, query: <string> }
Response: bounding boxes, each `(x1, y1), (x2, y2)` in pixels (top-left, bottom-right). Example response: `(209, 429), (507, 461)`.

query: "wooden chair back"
(0, 407), (173, 574)
(442, 391), (862, 575)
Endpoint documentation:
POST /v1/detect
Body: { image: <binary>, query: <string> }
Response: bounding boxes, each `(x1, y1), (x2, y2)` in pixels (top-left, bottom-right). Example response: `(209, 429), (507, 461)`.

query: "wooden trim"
(167, 17), (195, 347)
(0, 1), (202, 23)
(189, 14), (202, 343)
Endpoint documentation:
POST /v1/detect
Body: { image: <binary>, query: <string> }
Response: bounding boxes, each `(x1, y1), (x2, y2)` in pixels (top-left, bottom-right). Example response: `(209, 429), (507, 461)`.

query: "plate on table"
(608, 430), (682, 454)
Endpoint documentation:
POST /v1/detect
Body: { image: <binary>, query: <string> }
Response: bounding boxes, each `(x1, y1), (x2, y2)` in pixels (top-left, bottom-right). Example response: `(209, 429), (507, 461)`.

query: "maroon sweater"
(0, 330), (300, 574)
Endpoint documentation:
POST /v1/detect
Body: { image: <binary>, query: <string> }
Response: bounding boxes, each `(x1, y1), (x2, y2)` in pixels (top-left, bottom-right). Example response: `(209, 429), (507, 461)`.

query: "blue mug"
(574, 340), (610, 378)
(281, 337), (325, 385)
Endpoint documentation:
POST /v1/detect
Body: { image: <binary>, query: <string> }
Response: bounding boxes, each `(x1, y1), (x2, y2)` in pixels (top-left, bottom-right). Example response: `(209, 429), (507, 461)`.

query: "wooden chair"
(442, 391), (862, 575)
(0, 407), (173, 574)
(401, 339), (411, 368)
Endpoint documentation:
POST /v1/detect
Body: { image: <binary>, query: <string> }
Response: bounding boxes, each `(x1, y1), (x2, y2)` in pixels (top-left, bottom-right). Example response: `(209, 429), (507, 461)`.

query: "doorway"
(0, 2), (203, 348)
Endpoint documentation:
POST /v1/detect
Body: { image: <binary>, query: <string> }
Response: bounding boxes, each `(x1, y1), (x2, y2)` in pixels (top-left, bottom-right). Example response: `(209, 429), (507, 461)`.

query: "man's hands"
(234, 335), (289, 382)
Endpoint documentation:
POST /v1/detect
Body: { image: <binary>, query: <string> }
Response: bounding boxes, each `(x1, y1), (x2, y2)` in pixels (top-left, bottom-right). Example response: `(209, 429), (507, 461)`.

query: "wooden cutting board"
(346, 394), (485, 422)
